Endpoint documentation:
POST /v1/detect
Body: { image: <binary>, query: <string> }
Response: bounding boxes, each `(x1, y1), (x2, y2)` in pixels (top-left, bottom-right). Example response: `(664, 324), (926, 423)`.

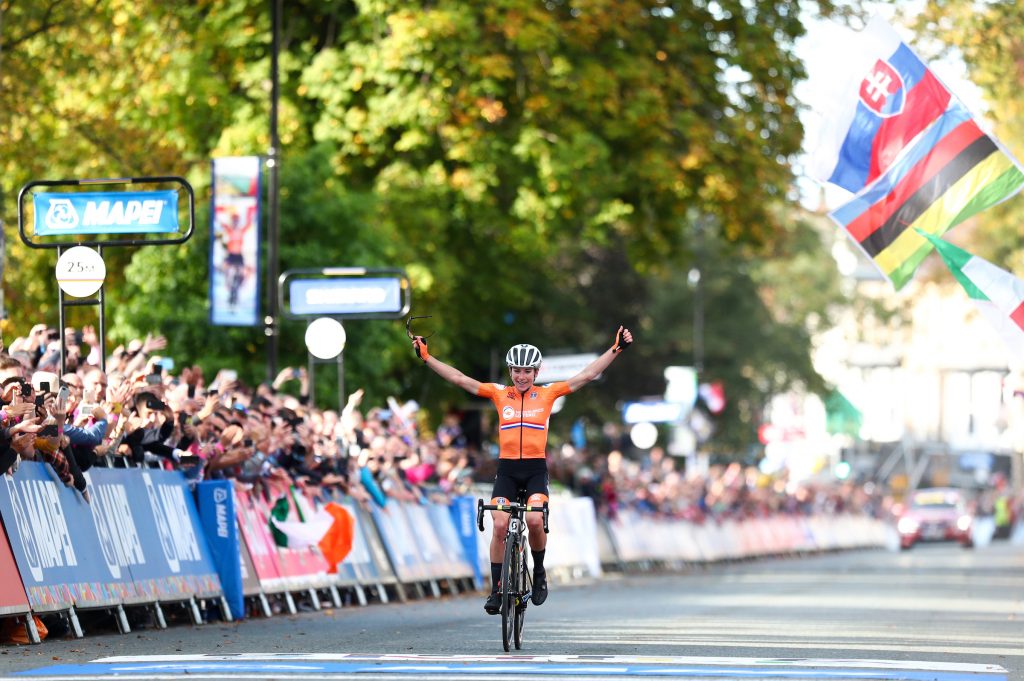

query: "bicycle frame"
(477, 497), (549, 651)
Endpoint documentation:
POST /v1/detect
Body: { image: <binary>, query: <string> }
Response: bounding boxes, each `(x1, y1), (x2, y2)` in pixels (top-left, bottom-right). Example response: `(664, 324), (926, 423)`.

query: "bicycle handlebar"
(476, 498), (549, 534)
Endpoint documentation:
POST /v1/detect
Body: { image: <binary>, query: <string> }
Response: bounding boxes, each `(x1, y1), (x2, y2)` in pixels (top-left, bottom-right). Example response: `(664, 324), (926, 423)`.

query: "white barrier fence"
(474, 493), (887, 582)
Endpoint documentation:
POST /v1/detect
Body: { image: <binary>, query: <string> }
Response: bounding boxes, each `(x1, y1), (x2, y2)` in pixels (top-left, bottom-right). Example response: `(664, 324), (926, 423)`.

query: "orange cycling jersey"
(477, 381), (572, 459)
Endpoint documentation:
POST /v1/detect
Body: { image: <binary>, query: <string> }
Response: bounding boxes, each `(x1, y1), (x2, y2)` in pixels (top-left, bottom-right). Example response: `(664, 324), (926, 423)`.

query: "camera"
(143, 395), (166, 411)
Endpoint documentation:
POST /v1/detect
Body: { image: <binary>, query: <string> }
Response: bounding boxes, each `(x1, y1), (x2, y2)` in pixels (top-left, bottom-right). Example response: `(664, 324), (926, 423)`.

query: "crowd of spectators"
(1, 323), (1016, 533)
(0, 324), (479, 509)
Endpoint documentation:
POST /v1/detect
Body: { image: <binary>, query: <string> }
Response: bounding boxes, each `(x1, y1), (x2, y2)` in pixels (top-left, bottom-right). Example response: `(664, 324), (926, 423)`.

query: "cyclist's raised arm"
(566, 325), (633, 393)
(412, 336), (482, 395)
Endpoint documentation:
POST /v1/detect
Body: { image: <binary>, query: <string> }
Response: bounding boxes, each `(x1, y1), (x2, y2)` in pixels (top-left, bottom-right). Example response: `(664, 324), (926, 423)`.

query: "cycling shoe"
(484, 590), (502, 615)
(531, 570), (548, 606)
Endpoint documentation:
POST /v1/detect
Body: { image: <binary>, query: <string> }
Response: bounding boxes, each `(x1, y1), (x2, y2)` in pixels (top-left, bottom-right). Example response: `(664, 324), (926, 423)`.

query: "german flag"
(830, 104), (1024, 289)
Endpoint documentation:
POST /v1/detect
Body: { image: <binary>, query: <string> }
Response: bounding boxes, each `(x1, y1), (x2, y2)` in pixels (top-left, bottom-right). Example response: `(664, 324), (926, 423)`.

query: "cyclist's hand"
(612, 325), (633, 353)
(412, 336), (431, 362)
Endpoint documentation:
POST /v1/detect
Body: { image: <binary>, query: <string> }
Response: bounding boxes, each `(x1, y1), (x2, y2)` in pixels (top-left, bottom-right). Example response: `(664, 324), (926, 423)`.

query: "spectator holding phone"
(123, 392), (178, 466)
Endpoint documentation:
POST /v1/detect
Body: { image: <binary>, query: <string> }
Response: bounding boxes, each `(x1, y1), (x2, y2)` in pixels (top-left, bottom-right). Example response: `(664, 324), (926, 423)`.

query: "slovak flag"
(810, 16), (952, 194)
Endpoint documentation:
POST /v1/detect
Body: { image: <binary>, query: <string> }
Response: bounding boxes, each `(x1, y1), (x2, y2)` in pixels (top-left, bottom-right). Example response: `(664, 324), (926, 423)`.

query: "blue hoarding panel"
(447, 496), (483, 588)
(196, 481), (243, 619)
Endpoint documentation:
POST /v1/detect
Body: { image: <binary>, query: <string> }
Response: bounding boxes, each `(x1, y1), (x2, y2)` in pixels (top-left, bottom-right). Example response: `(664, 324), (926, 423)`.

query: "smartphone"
(291, 368), (301, 379)
(159, 357), (175, 371)
(178, 412), (189, 426)
(221, 369), (238, 382)
(39, 424), (59, 438)
(19, 382), (31, 397)
(146, 373), (162, 385)
(243, 438), (253, 447)
(55, 385), (70, 413)
(39, 381), (51, 394)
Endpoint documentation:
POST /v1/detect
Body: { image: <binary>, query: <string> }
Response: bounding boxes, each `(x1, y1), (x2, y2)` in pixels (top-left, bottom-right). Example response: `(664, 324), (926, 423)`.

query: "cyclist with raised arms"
(411, 325), (633, 614)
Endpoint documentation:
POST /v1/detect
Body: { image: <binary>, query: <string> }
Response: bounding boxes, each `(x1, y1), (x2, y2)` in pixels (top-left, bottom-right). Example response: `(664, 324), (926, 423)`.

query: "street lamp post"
(265, 0), (282, 382)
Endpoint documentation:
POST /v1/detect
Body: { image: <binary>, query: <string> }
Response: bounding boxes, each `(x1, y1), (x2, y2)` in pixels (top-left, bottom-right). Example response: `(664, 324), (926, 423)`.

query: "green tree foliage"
(1, 0), (844, 453)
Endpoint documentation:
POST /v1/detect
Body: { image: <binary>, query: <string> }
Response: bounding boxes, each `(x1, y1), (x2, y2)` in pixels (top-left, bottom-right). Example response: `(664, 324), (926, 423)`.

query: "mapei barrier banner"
(33, 190), (180, 236)
(0, 462), (140, 610)
(369, 503), (428, 583)
(210, 156), (261, 326)
(196, 481), (244, 620)
(93, 468), (222, 601)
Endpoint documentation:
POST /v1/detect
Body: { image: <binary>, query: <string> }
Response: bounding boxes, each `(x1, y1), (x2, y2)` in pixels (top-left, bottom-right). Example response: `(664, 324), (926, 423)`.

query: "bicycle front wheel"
(500, 535), (516, 652)
(513, 546), (527, 649)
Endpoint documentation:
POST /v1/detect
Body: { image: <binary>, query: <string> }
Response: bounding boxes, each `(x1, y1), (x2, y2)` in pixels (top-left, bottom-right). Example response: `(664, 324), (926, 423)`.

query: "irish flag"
(270, 496), (355, 573)
(919, 230), (1024, 361)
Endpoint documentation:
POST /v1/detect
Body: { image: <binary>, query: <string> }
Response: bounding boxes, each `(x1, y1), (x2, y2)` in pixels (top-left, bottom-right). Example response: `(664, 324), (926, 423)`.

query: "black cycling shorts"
(491, 458), (549, 503)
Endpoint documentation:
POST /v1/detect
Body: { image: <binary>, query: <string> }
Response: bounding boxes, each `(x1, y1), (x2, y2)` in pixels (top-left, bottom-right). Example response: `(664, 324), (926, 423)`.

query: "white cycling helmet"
(505, 343), (542, 369)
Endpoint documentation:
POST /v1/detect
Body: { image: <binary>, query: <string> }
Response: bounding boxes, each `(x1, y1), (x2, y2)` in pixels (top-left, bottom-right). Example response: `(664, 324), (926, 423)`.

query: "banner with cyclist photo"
(210, 156), (262, 326)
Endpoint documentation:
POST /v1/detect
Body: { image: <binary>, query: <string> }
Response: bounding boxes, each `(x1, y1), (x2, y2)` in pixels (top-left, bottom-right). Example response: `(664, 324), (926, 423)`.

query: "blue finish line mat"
(4, 653), (1008, 680)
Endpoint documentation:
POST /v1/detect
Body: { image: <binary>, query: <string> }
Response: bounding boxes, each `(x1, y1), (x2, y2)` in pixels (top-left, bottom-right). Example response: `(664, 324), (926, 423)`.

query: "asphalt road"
(0, 539), (1021, 679)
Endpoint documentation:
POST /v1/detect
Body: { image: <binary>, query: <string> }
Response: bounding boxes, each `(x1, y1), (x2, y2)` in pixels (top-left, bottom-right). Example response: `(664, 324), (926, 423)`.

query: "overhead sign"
(540, 353), (599, 383)
(290, 277), (402, 316)
(55, 246), (106, 298)
(622, 401), (687, 424)
(33, 190), (179, 236)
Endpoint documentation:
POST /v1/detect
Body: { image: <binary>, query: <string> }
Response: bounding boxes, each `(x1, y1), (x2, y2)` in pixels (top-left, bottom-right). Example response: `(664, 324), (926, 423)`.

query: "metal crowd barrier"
(0, 463), (886, 644)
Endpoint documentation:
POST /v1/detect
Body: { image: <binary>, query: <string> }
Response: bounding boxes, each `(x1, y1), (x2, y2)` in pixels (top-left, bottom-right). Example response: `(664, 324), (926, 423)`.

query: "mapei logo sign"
(34, 190), (180, 236)
(44, 198), (79, 231)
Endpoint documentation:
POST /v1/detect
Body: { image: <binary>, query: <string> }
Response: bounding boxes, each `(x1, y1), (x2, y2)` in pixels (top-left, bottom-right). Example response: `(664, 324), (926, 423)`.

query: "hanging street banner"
(210, 156), (262, 326)
(32, 190), (179, 236)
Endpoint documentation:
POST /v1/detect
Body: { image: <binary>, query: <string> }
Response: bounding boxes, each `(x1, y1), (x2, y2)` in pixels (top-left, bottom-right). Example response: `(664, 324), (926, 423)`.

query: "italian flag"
(920, 230), (1024, 361)
(270, 495), (355, 573)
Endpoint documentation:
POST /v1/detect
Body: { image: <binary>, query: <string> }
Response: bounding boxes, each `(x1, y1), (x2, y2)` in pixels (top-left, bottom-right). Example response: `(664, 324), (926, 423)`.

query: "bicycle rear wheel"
(500, 535), (516, 652)
(513, 547), (527, 650)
